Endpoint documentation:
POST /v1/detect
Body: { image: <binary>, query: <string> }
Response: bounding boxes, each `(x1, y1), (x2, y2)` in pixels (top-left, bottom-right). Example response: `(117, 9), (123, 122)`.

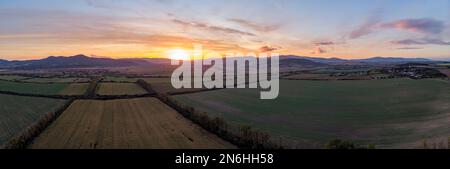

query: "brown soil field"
(59, 83), (89, 95)
(30, 98), (235, 149)
(96, 83), (148, 95)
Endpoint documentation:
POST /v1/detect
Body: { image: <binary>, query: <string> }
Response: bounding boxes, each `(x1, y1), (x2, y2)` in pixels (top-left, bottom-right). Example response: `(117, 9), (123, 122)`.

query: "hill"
(280, 57), (327, 67)
(353, 57), (432, 63)
(0, 55), (140, 69)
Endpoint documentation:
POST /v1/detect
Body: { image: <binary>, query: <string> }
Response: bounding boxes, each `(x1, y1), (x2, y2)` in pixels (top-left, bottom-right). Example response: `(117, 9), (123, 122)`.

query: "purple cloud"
(391, 38), (450, 45)
(380, 18), (445, 34)
(312, 47), (326, 54)
(349, 17), (445, 39)
(228, 18), (281, 32)
(349, 14), (381, 39)
(314, 41), (335, 46)
(396, 47), (423, 50)
(172, 19), (255, 36)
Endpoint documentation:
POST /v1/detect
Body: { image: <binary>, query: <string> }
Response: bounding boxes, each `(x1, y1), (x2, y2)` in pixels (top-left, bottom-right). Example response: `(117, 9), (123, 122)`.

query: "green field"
(0, 94), (66, 146)
(0, 81), (69, 95)
(174, 79), (450, 148)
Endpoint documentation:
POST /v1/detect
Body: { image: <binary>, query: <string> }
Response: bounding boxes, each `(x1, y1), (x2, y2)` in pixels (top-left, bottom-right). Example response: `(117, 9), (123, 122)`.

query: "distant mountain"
(353, 57), (433, 63)
(280, 55), (348, 63)
(0, 54), (439, 69)
(281, 55), (434, 63)
(0, 54), (139, 69)
(131, 58), (171, 65)
(280, 58), (327, 67)
(0, 59), (8, 65)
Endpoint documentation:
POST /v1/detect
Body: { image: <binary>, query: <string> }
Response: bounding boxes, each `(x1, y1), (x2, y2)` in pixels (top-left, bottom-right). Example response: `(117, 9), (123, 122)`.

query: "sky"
(0, 0), (449, 60)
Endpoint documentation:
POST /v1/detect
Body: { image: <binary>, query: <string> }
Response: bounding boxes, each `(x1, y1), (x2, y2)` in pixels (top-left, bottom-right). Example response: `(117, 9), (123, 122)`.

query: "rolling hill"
(0, 55), (141, 69)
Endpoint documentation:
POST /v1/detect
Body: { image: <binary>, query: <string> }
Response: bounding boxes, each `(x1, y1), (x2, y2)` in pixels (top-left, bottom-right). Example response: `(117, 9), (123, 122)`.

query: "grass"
(0, 94), (66, 146)
(30, 98), (235, 149)
(96, 83), (148, 96)
(0, 80), (69, 95)
(174, 79), (450, 148)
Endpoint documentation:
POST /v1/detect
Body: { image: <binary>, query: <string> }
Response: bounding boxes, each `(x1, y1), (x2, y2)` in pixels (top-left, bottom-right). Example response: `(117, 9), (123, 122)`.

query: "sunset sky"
(0, 0), (449, 60)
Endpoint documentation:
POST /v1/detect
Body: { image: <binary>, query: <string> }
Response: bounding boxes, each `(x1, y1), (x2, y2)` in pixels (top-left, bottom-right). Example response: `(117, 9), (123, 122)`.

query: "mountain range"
(0, 54), (444, 69)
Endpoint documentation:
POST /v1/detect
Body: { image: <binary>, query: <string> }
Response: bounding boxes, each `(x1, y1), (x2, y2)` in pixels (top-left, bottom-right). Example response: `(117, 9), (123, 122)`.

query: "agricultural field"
(96, 83), (147, 95)
(283, 72), (391, 80)
(0, 80), (69, 95)
(283, 73), (336, 80)
(0, 94), (66, 146)
(102, 76), (138, 82)
(59, 83), (89, 96)
(142, 77), (256, 94)
(30, 98), (235, 149)
(174, 79), (450, 148)
(23, 77), (90, 83)
(0, 75), (30, 81)
(143, 78), (205, 94)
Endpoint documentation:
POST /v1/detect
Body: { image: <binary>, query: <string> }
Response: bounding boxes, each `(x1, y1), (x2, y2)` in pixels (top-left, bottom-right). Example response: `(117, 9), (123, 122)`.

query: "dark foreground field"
(174, 79), (450, 148)
(0, 94), (66, 146)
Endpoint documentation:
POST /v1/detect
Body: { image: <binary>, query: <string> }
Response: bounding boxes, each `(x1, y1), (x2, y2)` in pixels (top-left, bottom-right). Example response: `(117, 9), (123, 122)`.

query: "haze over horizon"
(1, 0), (449, 60)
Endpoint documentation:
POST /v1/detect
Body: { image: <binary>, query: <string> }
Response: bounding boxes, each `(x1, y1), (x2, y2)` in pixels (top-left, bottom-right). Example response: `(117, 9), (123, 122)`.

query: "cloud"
(349, 17), (445, 39)
(311, 47), (326, 54)
(396, 47), (423, 50)
(380, 18), (445, 34)
(259, 45), (280, 52)
(391, 38), (450, 45)
(172, 19), (255, 36)
(314, 41), (334, 46)
(349, 14), (381, 39)
(228, 18), (281, 32)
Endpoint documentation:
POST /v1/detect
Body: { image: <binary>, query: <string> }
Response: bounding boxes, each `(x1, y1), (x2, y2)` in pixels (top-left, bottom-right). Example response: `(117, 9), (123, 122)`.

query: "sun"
(168, 49), (190, 60)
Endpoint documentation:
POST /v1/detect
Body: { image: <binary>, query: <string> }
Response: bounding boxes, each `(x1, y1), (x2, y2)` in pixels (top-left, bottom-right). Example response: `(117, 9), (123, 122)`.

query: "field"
(143, 78), (179, 93)
(23, 77), (90, 83)
(174, 79), (450, 148)
(0, 75), (30, 81)
(0, 94), (66, 146)
(30, 98), (235, 149)
(0, 80), (69, 95)
(96, 83), (148, 95)
(102, 76), (138, 82)
(59, 83), (89, 96)
(143, 77), (234, 94)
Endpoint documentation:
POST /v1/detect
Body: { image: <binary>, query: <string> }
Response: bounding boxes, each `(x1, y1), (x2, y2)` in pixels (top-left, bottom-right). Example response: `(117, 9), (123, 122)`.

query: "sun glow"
(168, 49), (190, 60)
